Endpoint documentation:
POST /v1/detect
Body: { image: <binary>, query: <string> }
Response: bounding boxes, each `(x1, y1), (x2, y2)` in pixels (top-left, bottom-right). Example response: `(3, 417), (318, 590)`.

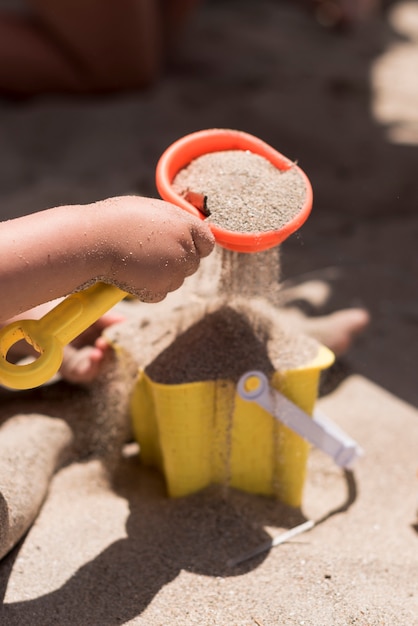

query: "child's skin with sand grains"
(0, 195), (214, 383)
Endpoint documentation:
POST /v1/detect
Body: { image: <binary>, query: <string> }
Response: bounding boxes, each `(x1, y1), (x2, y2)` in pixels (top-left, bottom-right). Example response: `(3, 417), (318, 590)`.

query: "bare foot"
(279, 279), (331, 309)
(281, 307), (370, 357)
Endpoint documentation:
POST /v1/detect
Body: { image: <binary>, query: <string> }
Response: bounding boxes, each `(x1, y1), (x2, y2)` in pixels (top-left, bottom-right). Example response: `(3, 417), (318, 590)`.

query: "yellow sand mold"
(130, 345), (334, 507)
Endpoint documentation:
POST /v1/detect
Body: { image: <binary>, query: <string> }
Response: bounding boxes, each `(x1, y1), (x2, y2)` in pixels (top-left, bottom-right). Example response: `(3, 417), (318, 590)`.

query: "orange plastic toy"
(156, 128), (313, 253)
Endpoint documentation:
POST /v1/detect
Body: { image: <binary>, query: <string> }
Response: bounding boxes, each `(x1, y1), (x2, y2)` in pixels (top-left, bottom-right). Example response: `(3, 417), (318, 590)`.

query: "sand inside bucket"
(144, 298), (318, 385)
(172, 149), (306, 233)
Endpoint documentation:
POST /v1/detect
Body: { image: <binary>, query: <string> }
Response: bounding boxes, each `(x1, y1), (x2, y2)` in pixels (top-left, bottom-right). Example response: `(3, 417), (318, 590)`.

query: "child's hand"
(97, 196), (215, 302)
(0, 195), (214, 323)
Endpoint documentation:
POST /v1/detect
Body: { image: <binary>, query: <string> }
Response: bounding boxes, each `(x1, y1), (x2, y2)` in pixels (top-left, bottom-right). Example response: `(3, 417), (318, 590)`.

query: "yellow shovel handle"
(0, 282), (128, 390)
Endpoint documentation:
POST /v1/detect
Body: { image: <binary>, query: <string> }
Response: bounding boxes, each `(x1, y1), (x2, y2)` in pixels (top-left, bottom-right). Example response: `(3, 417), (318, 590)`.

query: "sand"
(1, 0), (418, 624)
(218, 247), (283, 306)
(173, 150), (306, 232)
(144, 301), (318, 385)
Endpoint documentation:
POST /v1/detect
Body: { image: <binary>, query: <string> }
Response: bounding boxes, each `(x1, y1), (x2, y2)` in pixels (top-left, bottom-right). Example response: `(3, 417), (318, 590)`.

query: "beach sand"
(0, 1), (418, 624)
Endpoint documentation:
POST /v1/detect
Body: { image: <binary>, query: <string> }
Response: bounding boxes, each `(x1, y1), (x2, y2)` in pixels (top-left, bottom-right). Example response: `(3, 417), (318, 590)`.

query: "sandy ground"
(0, 0), (417, 624)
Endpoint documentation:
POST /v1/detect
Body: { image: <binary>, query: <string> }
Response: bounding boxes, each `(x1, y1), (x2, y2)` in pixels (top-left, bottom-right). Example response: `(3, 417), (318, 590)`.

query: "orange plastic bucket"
(156, 128), (313, 253)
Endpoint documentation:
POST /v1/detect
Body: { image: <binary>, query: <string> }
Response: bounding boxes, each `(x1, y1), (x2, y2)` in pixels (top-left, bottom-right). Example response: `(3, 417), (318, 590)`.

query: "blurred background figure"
(0, 0), (199, 96)
(0, 0), (385, 98)
(304, 0), (381, 28)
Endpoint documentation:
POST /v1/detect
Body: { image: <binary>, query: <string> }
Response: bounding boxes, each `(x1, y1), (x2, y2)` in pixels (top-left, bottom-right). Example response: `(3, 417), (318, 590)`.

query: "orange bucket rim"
(155, 128), (313, 253)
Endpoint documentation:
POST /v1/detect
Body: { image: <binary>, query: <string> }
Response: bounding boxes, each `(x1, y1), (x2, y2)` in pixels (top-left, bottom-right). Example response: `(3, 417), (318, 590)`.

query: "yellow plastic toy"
(0, 283), (127, 390)
(130, 345), (335, 508)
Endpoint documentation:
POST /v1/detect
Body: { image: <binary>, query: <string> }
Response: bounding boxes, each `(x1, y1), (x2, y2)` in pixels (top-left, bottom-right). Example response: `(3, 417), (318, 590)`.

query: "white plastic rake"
(237, 370), (363, 469)
(228, 370), (363, 567)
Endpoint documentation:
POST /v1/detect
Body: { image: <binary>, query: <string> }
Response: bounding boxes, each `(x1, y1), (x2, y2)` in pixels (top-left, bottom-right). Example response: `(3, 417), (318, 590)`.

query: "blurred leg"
(28, 0), (163, 91)
(0, 14), (83, 94)
(0, 414), (73, 560)
(0, 0), (163, 95)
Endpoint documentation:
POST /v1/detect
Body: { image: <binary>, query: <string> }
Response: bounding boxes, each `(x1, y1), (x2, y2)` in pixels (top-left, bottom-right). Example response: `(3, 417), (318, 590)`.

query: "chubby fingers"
(176, 211), (215, 281)
(188, 218), (215, 259)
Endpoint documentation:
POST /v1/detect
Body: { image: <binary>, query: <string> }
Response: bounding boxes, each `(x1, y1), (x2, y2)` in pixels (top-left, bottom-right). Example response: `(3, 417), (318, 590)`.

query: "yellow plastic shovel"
(0, 283), (127, 390)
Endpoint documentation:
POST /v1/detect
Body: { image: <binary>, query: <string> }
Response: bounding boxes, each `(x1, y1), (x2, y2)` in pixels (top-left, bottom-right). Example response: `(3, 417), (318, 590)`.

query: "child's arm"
(0, 195), (214, 322)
